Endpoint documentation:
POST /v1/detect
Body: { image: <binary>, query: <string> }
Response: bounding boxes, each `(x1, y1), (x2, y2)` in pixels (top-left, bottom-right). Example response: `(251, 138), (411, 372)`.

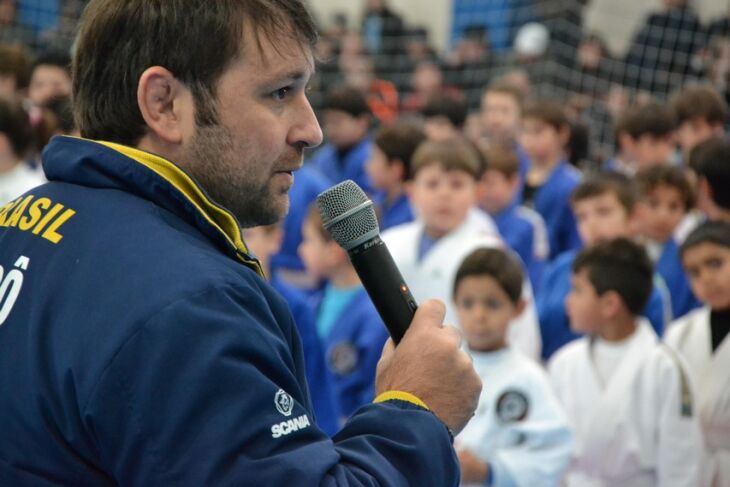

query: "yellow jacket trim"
(96, 140), (263, 276)
(374, 390), (430, 410)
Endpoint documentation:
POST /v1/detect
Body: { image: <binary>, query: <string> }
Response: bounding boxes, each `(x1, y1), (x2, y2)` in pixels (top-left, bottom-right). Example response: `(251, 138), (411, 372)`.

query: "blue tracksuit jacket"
(308, 137), (374, 194)
(312, 288), (389, 418)
(0, 136), (458, 486)
(655, 238), (701, 319)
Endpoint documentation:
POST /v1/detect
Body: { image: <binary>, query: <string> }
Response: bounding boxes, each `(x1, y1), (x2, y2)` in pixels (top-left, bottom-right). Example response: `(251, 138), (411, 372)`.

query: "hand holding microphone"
(317, 181), (481, 435)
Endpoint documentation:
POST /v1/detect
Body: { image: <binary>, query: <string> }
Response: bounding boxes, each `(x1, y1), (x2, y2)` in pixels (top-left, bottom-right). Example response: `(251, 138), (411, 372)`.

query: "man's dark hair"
(322, 85), (371, 118)
(571, 171), (638, 213)
(690, 136), (730, 210)
(453, 247), (524, 304)
(0, 100), (32, 159)
(522, 100), (569, 131)
(680, 220), (730, 259)
(411, 138), (481, 179)
(483, 79), (524, 110)
(671, 84), (728, 125)
(422, 93), (469, 129)
(573, 238), (654, 315)
(615, 102), (677, 140)
(636, 165), (695, 212)
(373, 121), (426, 181)
(32, 50), (72, 75)
(73, 0), (318, 146)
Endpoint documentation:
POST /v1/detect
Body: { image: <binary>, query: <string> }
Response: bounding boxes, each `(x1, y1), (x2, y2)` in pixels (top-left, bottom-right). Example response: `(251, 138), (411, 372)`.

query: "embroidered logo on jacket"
(275, 389), (293, 417)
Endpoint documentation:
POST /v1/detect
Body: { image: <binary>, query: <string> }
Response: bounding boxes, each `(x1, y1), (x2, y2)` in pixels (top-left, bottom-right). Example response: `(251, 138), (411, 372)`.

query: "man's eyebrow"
(266, 69), (311, 85)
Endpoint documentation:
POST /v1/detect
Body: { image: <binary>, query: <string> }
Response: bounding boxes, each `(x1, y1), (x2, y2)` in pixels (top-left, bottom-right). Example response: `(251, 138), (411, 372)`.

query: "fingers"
(408, 299), (446, 331)
(381, 338), (395, 356)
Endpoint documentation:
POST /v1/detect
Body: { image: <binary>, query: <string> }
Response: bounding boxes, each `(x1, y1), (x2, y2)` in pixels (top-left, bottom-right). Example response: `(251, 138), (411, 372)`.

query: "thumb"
(407, 298), (446, 332)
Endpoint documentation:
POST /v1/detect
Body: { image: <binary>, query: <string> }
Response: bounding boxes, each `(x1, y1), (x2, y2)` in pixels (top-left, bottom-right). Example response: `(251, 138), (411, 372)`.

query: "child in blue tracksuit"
(365, 121), (425, 230)
(307, 86), (374, 193)
(299, 205), (389, 421)
(519, 100), (582, 259)
(478, 145), (550, 291)
(538, 173), (671, 360)
(636, 165), (701, 319)
(243, 224), (339, 436)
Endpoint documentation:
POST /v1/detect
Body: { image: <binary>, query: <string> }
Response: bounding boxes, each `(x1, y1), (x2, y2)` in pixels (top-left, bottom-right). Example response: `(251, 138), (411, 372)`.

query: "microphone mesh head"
(316, 180), (379, 251)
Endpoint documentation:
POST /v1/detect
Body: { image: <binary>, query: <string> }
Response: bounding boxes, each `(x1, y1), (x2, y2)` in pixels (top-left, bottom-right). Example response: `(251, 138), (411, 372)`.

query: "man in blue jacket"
(0, 1), (482, 485)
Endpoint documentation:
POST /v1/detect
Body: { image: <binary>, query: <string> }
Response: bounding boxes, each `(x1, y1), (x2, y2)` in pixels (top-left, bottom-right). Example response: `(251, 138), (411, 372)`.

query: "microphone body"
(348, 236), (417, 344)
(317, 180), (417, 344)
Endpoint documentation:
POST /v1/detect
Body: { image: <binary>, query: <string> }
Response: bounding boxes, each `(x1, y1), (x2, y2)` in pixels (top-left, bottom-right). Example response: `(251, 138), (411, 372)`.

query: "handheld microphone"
(316, 180), (417, 344)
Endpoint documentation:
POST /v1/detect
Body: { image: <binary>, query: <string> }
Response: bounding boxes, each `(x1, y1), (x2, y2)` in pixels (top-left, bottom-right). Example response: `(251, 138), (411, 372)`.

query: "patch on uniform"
(329, 342), (358, 376)
(496, 389), (529, 423)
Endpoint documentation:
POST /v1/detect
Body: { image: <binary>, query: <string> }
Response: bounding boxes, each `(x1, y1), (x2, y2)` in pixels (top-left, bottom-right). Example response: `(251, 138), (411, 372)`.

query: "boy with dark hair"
(421, 92), (469, 142)
(309, 85), (374, 192)
(366, 120), (425, 230)
(478, 145), (549, 290)
(666, 221), (730, 487)
(28, 50), (72, 108)
(298, 205), (389, 421)
(607, 101), (678, 175)
(690, 136), (730, 223)
(538, 172), (671, 360)
(383, 139), (542, 360)
(454, 247), (573, 486)
(636, 165), (700, 318)
(0, 99), (44, 204)
(520, 100), (582, 258)
(671, 84), (727, 161)
(549, 238), (704, 486)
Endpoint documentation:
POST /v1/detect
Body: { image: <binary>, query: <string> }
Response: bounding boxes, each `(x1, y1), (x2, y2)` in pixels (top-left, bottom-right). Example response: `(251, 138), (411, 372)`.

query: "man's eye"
(272, 87), (291, 101)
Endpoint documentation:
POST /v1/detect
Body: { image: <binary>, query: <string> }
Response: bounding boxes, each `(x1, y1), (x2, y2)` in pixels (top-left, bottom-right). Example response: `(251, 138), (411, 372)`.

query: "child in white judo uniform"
(454, 247), (573, 486)
(382, 138), (542, 361)
(549, 238), (705, 486)
(666, 221), (730, 487)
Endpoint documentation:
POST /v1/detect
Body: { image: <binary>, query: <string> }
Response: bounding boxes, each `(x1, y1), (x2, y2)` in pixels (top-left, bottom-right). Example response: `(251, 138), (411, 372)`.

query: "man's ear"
(137, 66), (194, 145)
(512, 297), (527, 319)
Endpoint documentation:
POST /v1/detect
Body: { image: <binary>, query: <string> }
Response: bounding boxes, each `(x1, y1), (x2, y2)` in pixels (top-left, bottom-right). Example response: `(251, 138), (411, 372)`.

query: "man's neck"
(527, 155), (561, 184)
(384, 185), (404, 205)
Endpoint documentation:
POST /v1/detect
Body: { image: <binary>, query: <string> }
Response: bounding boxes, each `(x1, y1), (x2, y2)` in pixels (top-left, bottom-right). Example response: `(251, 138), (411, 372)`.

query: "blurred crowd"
(2, 0), (730, 485)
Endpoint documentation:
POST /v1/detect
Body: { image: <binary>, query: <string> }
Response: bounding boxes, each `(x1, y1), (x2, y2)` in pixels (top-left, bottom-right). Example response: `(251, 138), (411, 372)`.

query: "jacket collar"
(43, 136), (264, 276)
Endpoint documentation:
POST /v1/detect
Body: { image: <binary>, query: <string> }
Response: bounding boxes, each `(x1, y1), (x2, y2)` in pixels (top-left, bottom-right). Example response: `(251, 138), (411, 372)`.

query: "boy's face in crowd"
(28, 65), (71, 106)
(574, 192), (633, 247)
(242, 226), (281, 261)
(298, 220), (337, 279)
(366, 145), (399, 191)
(454, 275), (523, 352)
(322, 109), (368, 150)
(677, 118), (723, 160)
(520, 118), (565, 165)
(410, 163), (476, 238)
(683, 242), (730, 311)
(480, 91), (521, 143)
(565, 269), (603, 334)
(478, 169), (518, 215)
(638, 184), (686, 243)
(631, 134), (675, 169)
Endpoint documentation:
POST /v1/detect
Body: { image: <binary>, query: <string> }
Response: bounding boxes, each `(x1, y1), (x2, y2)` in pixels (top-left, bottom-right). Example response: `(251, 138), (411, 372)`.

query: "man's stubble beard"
(184, 122), (288, 229)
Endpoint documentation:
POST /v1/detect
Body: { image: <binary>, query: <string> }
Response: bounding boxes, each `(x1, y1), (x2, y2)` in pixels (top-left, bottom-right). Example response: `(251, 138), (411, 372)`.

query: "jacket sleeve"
(82, 284), (459, 486)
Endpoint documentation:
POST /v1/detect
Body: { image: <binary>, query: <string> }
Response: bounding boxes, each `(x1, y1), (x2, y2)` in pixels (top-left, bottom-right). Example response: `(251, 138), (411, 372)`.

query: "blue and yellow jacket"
(0, 136), (458, 486)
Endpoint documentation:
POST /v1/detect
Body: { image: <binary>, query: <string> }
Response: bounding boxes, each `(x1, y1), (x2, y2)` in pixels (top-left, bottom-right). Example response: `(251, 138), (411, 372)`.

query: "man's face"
(633, 134), (675, 169)
(410, 164), (476, 238)
(182, 29), (322, 228)
(677, 118), (722, 161)
(565, 269), (603, 334)
(638, 184), (687, 243)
